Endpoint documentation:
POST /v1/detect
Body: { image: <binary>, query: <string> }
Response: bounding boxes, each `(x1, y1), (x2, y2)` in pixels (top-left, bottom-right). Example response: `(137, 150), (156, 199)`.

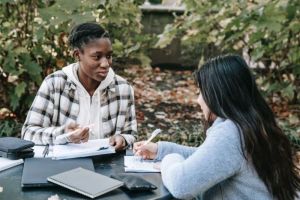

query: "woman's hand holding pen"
(133, 141), (158, 160)
(133, 129), (161, 160)
(65, 123), (89, 144)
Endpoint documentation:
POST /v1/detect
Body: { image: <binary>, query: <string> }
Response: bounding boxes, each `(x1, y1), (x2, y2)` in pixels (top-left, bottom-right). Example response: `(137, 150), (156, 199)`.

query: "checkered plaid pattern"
(22, 70), (137, 145)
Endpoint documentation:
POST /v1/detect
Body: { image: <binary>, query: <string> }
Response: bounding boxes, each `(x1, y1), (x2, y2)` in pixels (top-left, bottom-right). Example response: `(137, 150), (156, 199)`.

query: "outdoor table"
(0, 150), (172, 200)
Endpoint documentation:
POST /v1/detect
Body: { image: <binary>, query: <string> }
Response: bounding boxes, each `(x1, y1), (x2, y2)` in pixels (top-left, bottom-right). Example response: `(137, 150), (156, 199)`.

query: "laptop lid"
(21, 157), (94, 188)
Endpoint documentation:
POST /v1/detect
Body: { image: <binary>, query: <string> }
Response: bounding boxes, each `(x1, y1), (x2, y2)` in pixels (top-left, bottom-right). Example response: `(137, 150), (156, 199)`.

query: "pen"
(143, 129), (162, 146)
(42, 144), (49, 158)
(98, 146), (109, 151)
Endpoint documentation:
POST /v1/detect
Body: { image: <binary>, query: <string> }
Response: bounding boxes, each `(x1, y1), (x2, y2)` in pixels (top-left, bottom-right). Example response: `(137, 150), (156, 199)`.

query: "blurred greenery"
(0, 0), (299, 149)
(156, 0), (300, 101)
(0, 0), (152, 137)
(155, 0), (300, 147)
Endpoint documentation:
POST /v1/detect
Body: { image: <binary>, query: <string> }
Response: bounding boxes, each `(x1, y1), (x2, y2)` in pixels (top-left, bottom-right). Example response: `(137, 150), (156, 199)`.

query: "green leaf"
(9, 92), (19, 111)
(249, 31), (264, 44)
(293, 64), (300, 75)
(20, 54), (42, 83)
(251, 48), (265, 61)
(70, 12), (95, 24)
(3, 50), (16, 74)
(15, 82), (27, 98)
(281, 84), (295, 100)
(0, 0), (12, 4)
(112, 39), (124, 53)
(35, 27), (46, 41)
(56, 0), (82, 11)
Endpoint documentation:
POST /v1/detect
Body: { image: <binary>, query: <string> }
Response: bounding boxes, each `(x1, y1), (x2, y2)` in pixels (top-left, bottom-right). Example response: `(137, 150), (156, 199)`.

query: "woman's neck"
(77, 69), (100, 96)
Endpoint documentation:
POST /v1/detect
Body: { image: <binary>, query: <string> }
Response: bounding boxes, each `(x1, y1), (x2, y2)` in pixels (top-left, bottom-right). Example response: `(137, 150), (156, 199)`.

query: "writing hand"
(109, 135), (126, 152)
(133, 141), (158, 160)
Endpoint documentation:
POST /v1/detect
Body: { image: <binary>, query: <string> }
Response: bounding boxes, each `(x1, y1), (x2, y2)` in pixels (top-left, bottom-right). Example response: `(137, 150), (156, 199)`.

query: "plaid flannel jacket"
(22, 69), (137, 145)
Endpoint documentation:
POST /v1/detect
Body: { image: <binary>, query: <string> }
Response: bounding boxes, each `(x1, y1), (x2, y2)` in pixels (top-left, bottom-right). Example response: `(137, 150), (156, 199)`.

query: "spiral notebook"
(47, 167), (123, 198)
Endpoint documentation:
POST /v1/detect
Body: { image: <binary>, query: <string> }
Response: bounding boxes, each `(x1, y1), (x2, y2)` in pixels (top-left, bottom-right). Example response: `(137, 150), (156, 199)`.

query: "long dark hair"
(194, 54), (300, 200)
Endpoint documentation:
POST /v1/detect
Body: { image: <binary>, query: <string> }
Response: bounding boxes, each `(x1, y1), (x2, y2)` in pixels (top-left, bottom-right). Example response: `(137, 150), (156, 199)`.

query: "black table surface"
(0, 151), (172, 200)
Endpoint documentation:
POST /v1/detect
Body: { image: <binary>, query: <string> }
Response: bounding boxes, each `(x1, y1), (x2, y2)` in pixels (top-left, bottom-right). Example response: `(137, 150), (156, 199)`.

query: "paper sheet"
(34, 139), (115, 160)
(0, 157), (23, 172)
(124, 156), (160, 173)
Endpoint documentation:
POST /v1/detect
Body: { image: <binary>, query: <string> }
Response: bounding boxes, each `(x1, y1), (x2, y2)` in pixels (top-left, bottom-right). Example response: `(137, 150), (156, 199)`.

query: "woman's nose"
(100, 58), (109, 68)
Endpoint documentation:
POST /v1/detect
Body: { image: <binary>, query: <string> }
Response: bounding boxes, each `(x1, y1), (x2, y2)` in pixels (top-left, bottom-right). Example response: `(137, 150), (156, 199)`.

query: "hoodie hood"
(62, 63), (115, 91)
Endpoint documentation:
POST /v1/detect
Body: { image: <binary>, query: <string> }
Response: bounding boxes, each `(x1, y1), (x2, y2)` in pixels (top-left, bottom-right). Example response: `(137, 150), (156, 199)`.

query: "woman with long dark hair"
(134, 54), (300, 199)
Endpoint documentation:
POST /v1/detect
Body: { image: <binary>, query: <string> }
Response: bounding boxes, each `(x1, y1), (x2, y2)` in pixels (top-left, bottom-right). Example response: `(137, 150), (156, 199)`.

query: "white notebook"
(124, 156), (161, 173)
(47, 167), (123, 198)
(0, 157), (23, 172)
(34, 139), (115, 160)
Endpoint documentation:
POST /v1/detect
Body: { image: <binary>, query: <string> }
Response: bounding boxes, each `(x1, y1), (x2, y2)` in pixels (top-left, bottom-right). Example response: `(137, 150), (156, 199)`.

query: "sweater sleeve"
(21, 78), (66, 145)
(160, 121), (244, 199)
(156, 141), (197, 160)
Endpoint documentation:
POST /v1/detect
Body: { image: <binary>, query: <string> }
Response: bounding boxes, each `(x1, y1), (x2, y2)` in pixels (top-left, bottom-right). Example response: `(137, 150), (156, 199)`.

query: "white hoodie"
(61, 62), (115, 140)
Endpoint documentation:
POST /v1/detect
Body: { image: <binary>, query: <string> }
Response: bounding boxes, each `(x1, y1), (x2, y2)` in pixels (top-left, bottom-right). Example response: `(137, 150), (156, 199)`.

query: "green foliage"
(277, 118), (300, 150)
(0, 0), (152, 136)
(155, 0), (300, 145)
(156, 0), (300, 103)
(0, 119), (23, 137)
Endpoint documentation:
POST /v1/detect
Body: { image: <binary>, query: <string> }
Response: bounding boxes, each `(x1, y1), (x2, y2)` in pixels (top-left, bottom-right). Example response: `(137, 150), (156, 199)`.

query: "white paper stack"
(34, 139), (115, 160)
(0, 157), (23, 172)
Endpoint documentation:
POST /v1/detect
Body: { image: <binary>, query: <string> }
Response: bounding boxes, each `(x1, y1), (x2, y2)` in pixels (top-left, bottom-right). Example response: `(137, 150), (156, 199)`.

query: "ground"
(123, 65), (204, 146)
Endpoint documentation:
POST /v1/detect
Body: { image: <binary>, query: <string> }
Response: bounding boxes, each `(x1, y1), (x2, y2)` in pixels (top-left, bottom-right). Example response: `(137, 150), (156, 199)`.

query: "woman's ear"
(73, 49), (80, 61)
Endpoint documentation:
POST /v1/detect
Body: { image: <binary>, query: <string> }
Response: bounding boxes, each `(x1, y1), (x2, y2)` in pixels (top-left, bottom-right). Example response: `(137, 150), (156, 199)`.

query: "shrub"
(0, 0), (152, 136)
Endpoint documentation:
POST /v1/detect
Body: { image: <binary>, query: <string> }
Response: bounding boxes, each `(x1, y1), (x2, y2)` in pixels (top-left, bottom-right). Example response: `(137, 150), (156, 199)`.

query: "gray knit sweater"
(156, 117), (273, 200)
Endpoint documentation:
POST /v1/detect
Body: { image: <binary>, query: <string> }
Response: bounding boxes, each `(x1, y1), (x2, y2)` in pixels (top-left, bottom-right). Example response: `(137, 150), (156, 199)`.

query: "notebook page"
(52, 139), (115, 160)
(33, 146), (53, 158)
(124, 156), (160, 173)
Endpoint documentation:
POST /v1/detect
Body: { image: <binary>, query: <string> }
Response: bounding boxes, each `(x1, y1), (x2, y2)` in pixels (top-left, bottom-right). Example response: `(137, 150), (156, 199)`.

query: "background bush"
(0, 0), (151, 136)
(157, 0), (300, 102)
(155, 0), (300, 145)
(0, 0), (299, 148)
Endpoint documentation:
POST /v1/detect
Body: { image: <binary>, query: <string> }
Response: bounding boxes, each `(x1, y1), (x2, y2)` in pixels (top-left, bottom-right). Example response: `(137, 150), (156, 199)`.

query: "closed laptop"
(21, 157), (94, 188)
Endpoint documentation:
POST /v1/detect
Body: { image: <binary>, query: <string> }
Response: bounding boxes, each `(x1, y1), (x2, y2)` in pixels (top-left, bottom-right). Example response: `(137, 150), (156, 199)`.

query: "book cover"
(47, 167), (123, 198)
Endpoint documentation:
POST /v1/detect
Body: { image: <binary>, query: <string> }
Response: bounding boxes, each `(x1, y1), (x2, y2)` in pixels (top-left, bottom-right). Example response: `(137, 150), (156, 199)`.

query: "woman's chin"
(95, 72), (108, 80)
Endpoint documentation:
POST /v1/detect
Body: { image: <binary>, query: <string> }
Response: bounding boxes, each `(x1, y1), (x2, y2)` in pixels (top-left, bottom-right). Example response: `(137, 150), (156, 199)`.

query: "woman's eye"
(92, 55), (100, 60)
(106, 55), (112, 59)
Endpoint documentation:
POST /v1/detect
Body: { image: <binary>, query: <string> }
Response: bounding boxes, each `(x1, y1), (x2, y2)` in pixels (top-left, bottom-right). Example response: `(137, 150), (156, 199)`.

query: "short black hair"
(68, 22), (110, 50)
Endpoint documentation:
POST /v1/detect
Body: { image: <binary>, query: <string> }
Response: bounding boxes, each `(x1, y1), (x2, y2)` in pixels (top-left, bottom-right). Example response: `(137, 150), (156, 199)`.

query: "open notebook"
(34, 139), (115, 160)
(124, 156), (161, 173)
(48, 167), (123, 198)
